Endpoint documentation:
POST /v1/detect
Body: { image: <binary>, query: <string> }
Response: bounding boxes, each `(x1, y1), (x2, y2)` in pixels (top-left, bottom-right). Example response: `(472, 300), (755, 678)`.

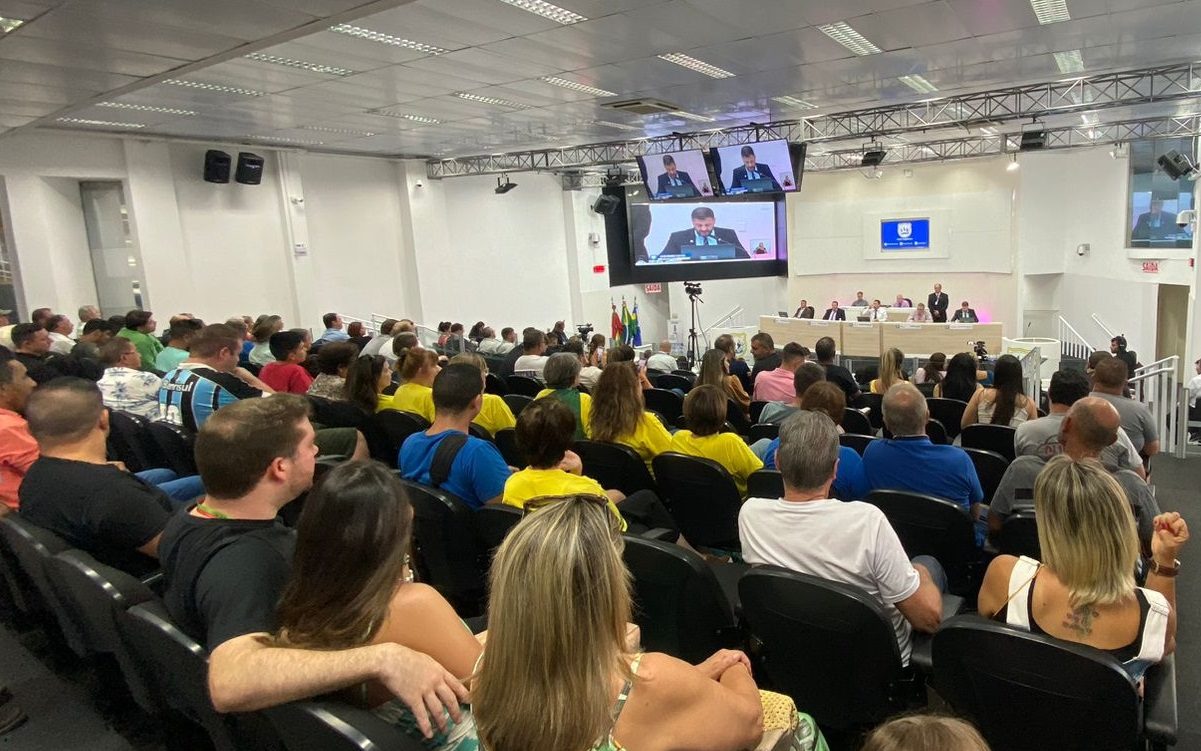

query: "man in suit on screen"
(927, 283), (949, 323)
(730, 145), (781, 192)
(655, 155), (697, 196)
(661, 207), (749, 259)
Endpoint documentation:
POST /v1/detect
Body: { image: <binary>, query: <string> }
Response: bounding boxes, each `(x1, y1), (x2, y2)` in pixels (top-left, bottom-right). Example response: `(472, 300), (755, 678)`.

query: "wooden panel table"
(879, 322), (1003, 357)
(758, 316), (842, 350)
(841, 321), (883, 357)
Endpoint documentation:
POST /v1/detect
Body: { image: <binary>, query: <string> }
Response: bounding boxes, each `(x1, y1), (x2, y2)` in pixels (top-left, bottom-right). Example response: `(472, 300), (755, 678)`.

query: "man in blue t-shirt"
(159, 324), (273, 432)
(399, 363), (510, 509)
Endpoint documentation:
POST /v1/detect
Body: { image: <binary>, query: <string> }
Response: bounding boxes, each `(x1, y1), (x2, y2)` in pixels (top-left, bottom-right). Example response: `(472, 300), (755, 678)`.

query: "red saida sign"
(1142, 261), (1159, 274)
(644, 283), (662, 294)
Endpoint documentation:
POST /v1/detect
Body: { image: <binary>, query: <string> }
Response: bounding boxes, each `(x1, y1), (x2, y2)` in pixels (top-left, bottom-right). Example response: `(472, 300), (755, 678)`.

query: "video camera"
(684, 281), (703, 297)
(972, 340), (988, 359)
(576, 323), (594, 338)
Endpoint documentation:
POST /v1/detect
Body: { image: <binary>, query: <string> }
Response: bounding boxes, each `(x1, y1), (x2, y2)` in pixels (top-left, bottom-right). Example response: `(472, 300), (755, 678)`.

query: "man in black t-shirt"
(749, 332), (782, 386)
(815, 336), (862, 403)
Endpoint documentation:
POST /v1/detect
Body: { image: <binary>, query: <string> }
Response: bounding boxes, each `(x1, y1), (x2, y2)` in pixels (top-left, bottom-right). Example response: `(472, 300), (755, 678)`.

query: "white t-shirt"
(513, 354), (548, 379)
(647, 352), (678, 373)
(739, 497), (921, 664)
(1188, 373), (1201, 407)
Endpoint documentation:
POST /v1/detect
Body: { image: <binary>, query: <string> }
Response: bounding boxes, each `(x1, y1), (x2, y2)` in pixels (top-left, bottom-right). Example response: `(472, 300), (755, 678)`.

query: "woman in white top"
(912, 352), (946, 386)
(961, 354), (1037, 429)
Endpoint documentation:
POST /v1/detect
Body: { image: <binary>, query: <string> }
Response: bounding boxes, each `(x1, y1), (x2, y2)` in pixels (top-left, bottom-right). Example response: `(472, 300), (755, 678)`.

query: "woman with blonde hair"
(861, 714), (989, 751)
(698, 348), (750, 413)
(869, 348), (905, 395)
(978, 456), (1187, 680)
(589, 362), (671, 471)
(386, 347), (440, 421)
(473, 496), (824, 751)
(448, 352), (516, 437)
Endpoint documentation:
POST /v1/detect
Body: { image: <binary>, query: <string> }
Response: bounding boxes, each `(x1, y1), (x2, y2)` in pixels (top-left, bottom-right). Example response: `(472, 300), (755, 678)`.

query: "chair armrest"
(1143, 654), (1177, 746)
(639, 527), (677, 542)
(941, 593), (966, 620)
(910, 633), (932, 673)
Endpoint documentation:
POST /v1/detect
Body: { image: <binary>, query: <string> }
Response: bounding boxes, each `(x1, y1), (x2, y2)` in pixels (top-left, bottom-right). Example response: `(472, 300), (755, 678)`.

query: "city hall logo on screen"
(881, 218), (930, 250)
(897, 222), (913, 239)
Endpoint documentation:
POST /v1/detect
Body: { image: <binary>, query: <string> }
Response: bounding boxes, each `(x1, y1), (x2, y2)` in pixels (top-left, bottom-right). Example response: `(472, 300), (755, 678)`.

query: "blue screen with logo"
(881, 218), (930, 250)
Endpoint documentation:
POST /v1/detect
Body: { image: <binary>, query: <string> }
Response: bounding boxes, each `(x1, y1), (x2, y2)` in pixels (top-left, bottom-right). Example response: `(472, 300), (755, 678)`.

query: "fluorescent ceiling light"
(328, 24), (448, 55)
(454, 92), (528, 109)
(245, 52), (355, 76)
(497, 0), (586, 25)
(898, 74), (938, 94)
(672, 110), (716, 123)
(980, 126), (999, 136)
(163, 79), (265, 96)
(817, 21), (881, 55)
(1030, 0), (1070, 24)
(540, 76), (615, 97)
(244, 134), (325, 145)
(371, 110), (442, 124)
(657, 53), (735, 79)
(1054, 49), (1084, 74)
(590, 120), (642, 132)
(772, 96), (818, 110)
(0, 16), (24, 33)
(97, 102), (196, 116)
(300, 125), (378, 137)
(57, 117), (145, 129)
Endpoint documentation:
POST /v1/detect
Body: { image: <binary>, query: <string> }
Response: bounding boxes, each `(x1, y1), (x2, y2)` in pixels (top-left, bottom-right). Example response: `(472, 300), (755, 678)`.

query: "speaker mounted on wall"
(235, 152), (265, 185)
(203, 150), (231, 183)
(591, 194), (620, 215)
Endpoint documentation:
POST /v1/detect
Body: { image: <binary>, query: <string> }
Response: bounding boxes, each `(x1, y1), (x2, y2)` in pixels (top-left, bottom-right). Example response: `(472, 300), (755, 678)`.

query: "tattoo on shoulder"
(1062, 606), (1099, 637)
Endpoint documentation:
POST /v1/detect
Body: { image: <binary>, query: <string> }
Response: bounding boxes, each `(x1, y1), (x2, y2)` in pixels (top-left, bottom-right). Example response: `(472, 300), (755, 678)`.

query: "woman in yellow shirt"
(387, 346), (440, 421)
(668, 385), (763, 496)
(448, 353), (516, 437)
(590, 363), (672, 471)
(869, 347), (905, 395)
(534, 352), (592, 439)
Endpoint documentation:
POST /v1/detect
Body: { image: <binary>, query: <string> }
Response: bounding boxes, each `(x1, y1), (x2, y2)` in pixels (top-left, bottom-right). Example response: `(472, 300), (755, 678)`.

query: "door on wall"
(79, 181), (145, 317)
(1156, 283), (1189, 376)
(0, 203), (20, 318)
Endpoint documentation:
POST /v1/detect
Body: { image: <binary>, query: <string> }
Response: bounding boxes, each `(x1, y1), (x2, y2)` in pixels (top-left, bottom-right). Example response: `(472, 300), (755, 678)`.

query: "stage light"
(495, 175), (518, 194)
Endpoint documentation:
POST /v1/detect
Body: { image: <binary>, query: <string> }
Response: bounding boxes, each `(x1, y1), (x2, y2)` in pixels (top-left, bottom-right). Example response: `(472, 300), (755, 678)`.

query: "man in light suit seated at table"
(864, 300), (889, 322)
(821, 301), (846, 321)
(893, 294), (911, 308)
(950, 301), (979, 323)
(907, 303), (932, 323)
(661, 207), (749, 259)
(654, 154), (697, 196)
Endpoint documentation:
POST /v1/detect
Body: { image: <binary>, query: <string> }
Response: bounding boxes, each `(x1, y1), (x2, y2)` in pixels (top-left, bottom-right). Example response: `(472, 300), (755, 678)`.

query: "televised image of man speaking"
(656, 154), (697, 197)
(662, 206), (749, 259)
(1132, 199), (1178, 240)
(731, 145), (781, 192)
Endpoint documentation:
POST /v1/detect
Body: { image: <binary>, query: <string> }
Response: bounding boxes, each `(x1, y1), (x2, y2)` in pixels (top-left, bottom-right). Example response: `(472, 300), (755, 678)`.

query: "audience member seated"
(749, 332), (781, 385)
(97, 338), (163, 419)
(78, 305), (101, 327)
(159, 396), (467, 722)
(512, 330), (549, 380)
(607, 344), (654, 390)
(861, 715), (989, 751)
(713, 333), (752, 392)
(11, 323), (57, 385)
(346, 321), (372, 351)
(467, 321), (487, 344)
(449, 353), (516, 437)
(814, 336), (861, 403)
(669, 385), (763, 496)
(346, 354), (392, 414)
(71, 319), (116, 361)
(478, 326), (516, 356)
(961, 353), (1036, 429)
(117, 310), (163, 370)
(864, 384), (985, 529)
(399, 364), (509, 509)
(361, 318), (397, 358)
(247, 317), (283, 367)
(534, 352), (590, 439)
(0, 352), (39, 510)
(739, 411), (944, 666)
(45, 314), (75, 355)
(699, 349), (750, 413)
(585, 333), (607, 368)
(646, 340), (677, 374)
(474, 496), (813, 751)
(565, 339), (603, 390)
(869, 347), (906, 395)
(155, 320), (202, 372)
(317, 312), (350, 344)
(435, 322), (452, 348)
(935, 352), (983, 401)
(989, 397), (1159, 551)
(307, 342), (356, 401)
(907, 303), (931, 323)
(19, 379), (203, 575)
(590, 363), (672, 472)
(259, 331), (314, 395)
(979, 457), (1184, 681)
(1091, 357), (1159, 460)
(913, 352), (946, 386)
(387, 347), (441, 421)
(758, 362), (825, 426)
(547, 320), (569, 348)
(273, 461), (480, 747)
(443, 323), (472, 356)
(752, 342), (806, 404)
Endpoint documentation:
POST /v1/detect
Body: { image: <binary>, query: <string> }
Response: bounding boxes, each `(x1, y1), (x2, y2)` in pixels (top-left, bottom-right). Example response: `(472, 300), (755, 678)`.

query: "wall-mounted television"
(710, 140), (804, 195)
(635, 149), (717, 200)
(881, 218), (930, 250)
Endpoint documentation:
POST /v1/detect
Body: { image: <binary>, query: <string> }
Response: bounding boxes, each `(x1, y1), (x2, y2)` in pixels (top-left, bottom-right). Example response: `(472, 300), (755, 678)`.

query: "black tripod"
(686, 289), (703, 368)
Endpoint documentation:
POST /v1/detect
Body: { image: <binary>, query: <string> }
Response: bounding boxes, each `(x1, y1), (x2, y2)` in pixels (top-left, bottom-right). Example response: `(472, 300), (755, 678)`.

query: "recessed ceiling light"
(163, 79), (265, 97)
(497, 0), (586, 25)
(671, 110), (716, 123)
(590, 120), (642, 132)
(540, 76), (615, 97)
(817, 21), (882, 55)
(898, 74), (938, 94)
(657, 53), (735, 79)
(371, 110), (442, 124)
(300, 125), (377, 137)
(454, 92), (528, 109)
(1030, 0), (1070, 24)
(772, 96), (818, 110)
(245, 52), (355, 77)
(1054, 49), (1084, 74)
(244, 134), (325, 145)
(328, 24), (448, 55)
(97, 102), (196, 116)
(0, 16), (24, 33)
(57, 117), (146, 129)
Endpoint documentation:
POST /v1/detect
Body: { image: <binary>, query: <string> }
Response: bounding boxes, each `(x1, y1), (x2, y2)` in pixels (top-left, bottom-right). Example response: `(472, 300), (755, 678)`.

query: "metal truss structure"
(427, 62), (1201, 179)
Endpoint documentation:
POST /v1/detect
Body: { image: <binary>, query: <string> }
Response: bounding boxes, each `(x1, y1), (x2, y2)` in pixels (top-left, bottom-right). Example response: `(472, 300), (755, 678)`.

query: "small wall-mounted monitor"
(636, 149), (717, 200)
(710, 139), (802, 195)
(881, 218), (930, 250)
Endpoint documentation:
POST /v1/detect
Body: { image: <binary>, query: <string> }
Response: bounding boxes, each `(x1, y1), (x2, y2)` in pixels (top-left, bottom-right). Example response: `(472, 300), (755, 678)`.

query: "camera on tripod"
(684, 281), (703, 297)
(576, 323), (594, 338)
(972, 340), (988, 359)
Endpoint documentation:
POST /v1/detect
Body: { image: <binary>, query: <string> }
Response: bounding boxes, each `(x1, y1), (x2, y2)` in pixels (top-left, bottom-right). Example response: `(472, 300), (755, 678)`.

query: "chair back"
(925, 418), (949, 445)
(961, 424), (1017, 462)
(740, 567), (906, 730)
(672, 369), (697, 382)
(749, 400), (770, 424)
(927, 398), (969, 440)
(996, 512), (1041, 559)
(932, 616), (1142, 751)
(839, 433), (876, 456)
(864, 490), (978, 589)
(397, 478), (484, 616)
(146, 421), (198, 476)
(725, 399), (751, 436)
(0, 514), (87, 655)
(493, 428), (523, 467)
(501, 393), (533, 417)
(842, 408), (873, 435)
(474, 505), (523, 561)
(484, 372), (508, 396)
(504, 374), (542, 397)
(573, 439), (656, 496)
(854, 392), (884, 429)
(652, 453), (742, 551)
(467, 423), (492, 441)
(656, 373), (693, 393)
(644, 388), (684, 420)
(916, 382), (937, 397)
(746, 470), (784, 499)
(622, 535), (738, 664)
(107, 410), (157, 472)
(963, 447), (1009, 502)
(747, 423), (778, 443)
(263, 700), (426, 751)
(306, 396), (365, 429)
(374, 410), (430, 465)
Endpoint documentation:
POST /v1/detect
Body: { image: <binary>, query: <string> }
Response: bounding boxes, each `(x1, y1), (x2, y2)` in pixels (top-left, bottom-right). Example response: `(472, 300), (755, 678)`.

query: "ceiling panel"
(0, 34), (189, 77)
(402, 48), (563, 86)
(16, 5), (248, 59)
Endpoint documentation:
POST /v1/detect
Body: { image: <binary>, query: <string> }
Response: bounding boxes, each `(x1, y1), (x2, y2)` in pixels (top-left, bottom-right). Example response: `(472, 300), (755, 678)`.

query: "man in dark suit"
(821, 301), (846, 321)
(950, 301), (978, 323)
(661, 207), (748, 258)
(730, 145), (781, 192)
(927, 283), (949, 323)
(1132, 199), (1178, 240)
(794, 299), (815, 319)
(655, 154), (697, 196)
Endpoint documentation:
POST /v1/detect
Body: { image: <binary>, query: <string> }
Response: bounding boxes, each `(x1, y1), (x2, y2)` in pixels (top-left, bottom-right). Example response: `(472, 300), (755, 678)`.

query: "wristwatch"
(1148, 558), (1181, 578)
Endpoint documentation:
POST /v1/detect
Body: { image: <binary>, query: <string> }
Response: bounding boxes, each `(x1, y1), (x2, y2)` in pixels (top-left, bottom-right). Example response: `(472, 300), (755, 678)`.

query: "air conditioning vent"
(603, 98), (680, 115)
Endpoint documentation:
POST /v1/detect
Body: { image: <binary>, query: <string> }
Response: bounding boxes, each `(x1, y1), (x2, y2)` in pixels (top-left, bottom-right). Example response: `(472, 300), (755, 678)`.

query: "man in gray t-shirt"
(1090, 357), (1158, 458)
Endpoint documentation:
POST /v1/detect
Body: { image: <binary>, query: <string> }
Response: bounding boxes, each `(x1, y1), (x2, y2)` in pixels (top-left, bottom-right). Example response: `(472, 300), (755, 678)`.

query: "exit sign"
(644, 283), (662, 294)
(1142, 261), (1159, 274)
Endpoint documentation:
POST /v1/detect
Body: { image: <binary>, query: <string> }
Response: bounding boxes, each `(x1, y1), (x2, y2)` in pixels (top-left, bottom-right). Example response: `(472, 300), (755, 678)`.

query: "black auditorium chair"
(933, 616), (1177, 751)
(398, 478), (485, 617)
(961, 424), (1017, 463)
(484, 372), (508, 396)
(740, 567), (914, 734)
(264, 700), (425, 751)
(574, 440), (657, 496)
(925, 418), (950, 445)
(622, 535), (741, 664)
(749, 400), (770, 424)
(504, 374), (542, 398)
(855, 392), (884, 430)
(671, 369), (697, 383)
(0, 514), (87, 656)
(916, 382), (937, 398)
(374, 410), (430, 466)
(643, 388), (684, 421)
(995, 512), (1041, 559)
(842, 408), (873, 436)
(493, 428), (523, 467)
(653, 453), (742, 553)
(146, 421), (198, 476)
(467, 423), (492, 441)
(726, 399), (752, 436)
(926, 398), (969, 440)
(839, 433), (876, 456)
(963, 447), (1009, 502)
(474, 504), (523, 560)
(864, 490), (978, 593)
(746, 469), (784, 499)
(107, 410), (159, 472)
(747, 423), (778, 443)
(501, 393), (533, 417)
(656, 373), (693, 393)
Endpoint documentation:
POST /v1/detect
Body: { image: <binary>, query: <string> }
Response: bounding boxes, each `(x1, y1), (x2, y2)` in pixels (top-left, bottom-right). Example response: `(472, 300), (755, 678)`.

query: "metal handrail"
(1125, 355), (1180, 456)
(1135, 356), (1178, 376)
(1057, 316), (1095, 361)
(1090, 313), (1118, 340)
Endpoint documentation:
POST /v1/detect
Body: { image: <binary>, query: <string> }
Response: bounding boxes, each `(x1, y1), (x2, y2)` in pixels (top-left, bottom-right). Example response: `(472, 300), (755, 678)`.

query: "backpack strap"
(429, 432), (470, 489)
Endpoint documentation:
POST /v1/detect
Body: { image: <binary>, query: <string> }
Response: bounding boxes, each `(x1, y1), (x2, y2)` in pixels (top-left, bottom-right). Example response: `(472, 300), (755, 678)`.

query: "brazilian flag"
(628, 300), (642, 346)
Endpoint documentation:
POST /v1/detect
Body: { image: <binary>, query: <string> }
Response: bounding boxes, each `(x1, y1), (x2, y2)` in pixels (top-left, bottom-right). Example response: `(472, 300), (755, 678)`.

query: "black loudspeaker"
(203, 150), (231, 183)
(592, 194), (620, 215)
(235, 152), (265, 185)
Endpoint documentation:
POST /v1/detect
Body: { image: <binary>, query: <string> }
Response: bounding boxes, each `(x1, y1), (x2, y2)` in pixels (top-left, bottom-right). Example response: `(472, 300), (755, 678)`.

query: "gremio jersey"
(158, 365), (261, 432)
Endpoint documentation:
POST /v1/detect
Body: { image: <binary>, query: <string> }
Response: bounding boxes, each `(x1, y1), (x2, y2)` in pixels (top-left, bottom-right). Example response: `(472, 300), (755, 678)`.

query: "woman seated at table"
(869, 348), (906, 394)
(472, 495), (824, 751)
(590, 363), (672, 472)
(934, 352), (984, 402)
(533, 352), (591, 439)
(961, 353), (1036, 429)
(669, 385), (762, 496)
(978, 457), (1186, 681)
(274, 461), (479, 749)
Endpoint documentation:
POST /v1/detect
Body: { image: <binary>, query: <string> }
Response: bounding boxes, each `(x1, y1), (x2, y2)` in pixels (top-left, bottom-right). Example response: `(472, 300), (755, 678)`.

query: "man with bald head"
(988, 397), (1159, 550)
(646, 339), (678, 374)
